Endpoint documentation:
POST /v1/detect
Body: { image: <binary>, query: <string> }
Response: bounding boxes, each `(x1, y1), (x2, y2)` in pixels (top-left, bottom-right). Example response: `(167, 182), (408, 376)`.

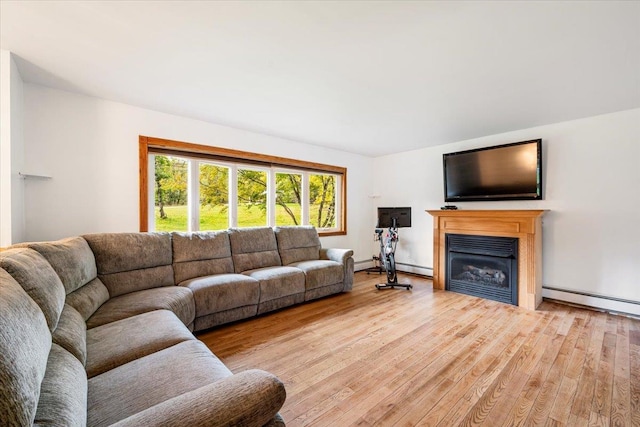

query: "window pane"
(154, 155), (188, 232)
(309, 174), (336, 229)
(237, 169), (267, 227)
(199, 163), (229, 231)
(275, 173), (301, 226)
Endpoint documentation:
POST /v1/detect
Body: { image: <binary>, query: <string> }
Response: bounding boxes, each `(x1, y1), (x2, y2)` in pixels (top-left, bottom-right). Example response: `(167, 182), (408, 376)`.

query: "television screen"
(443, 139), (542, 202)
(377, 207), (411, 228)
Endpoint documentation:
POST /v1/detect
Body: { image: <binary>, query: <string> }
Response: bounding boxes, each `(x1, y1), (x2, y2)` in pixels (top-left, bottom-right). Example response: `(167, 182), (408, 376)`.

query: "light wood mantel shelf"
(427, 209), (547, 310)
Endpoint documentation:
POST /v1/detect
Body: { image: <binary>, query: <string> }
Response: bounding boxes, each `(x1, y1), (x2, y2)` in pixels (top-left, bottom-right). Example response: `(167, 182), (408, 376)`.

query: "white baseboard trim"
(542, 287), (640, 317)
(354, 260), (374, 271)
(354, 259), (433, 277)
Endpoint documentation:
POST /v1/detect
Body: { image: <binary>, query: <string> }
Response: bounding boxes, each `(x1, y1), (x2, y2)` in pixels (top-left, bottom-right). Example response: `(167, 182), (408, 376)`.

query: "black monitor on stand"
(377, 207), (412, 229)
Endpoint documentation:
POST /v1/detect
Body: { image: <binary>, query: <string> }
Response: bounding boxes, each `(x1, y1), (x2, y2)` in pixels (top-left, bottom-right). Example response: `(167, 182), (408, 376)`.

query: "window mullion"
(267, 169), (276, 227)
(301, 172), (310, 225)
(335, 175), (342, 230)
(188, 159), (200, 232)
(148, 154), (156, 231)
(229, 166), (238, 228)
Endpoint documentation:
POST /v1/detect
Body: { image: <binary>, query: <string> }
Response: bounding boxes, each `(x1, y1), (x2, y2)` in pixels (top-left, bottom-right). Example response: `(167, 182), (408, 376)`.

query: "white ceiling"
(1, 1), (639, 157)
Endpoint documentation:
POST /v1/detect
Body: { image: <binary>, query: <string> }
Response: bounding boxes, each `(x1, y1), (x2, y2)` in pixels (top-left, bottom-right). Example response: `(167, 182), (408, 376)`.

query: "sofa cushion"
(179, 273), (260, 317)
(29, 237), (97, 294)
(109, 370), (286, 427)
(274, 225), (321, 265)
(88, 340), (232, 427)
(172, 231), (234, 284)
(65, 277), (110, 321)
(52, 304), (87, 366)
(34, 343), (87, 427)
(288, 259), (344, 290)
(86, 310), (195, 378)
(229, 227), (281, 273)
(0, 268), (51, 427)
(86, 286), (195, 329)
(83, 233), (174, 297)
(244, 266), (305, 303)
(0, 248), (66, 332)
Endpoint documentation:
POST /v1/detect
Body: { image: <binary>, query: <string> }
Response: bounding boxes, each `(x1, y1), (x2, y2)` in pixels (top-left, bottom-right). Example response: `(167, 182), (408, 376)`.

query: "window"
(154, 155), (188, 232)
(199, 162), (229, 231)
(140, 136), (346, 236)
(275, 172), (301, 226)
(237, 168), (268, 227)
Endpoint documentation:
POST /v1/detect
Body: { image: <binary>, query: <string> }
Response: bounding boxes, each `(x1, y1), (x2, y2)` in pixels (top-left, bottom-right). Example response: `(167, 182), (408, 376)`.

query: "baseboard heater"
(542, 286), (640, 317)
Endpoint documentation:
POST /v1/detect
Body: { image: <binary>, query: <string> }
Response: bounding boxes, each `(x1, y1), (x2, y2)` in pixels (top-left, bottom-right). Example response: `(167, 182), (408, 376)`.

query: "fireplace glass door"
(445, 234), (518, 305)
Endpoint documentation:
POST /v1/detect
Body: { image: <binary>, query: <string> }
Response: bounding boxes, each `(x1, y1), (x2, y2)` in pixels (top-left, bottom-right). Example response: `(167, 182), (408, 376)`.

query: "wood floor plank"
(570, 310), (607, 421)
(629, 345), (640, 427)
(610, 319), (631, 427)
(589, 319), (618, 427)
(196, 272), (640, 426)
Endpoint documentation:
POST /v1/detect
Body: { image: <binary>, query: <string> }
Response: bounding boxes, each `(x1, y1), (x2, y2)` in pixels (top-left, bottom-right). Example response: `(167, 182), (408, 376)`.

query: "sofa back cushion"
(274, 226), (321, 265)
(229, 227), (281, 273)
(64, 277), (110, 322)
(83, 233), (174, 297)
(51, 304), (87, 366)
(0, 248), (66, 332)
(172, 231), (234, 284)
(28, 237), (97, 294)
(29, 236), (109, 321)
(0, 268), (52, 426)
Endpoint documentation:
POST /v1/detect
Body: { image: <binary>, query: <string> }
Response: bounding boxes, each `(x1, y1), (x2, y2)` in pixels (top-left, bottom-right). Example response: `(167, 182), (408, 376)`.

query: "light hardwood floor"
(198, 272), (640, 426)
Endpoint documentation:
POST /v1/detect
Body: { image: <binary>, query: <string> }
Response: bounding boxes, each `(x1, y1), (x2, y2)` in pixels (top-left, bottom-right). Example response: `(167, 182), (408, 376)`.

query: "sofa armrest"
(320, 248), (355, 291)
(111, 369), (286, 427)
(320, 248), (353, 265)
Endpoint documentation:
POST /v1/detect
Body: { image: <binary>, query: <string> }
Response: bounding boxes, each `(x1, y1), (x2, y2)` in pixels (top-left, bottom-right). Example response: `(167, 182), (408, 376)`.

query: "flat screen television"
(443, 139), (542, 202)
(377, 207), (411, 228)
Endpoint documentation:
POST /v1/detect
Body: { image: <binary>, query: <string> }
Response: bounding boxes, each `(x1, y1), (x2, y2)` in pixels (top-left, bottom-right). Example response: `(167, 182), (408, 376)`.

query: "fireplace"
(427, 210), (546, 310)
(446, 234), (518, 305)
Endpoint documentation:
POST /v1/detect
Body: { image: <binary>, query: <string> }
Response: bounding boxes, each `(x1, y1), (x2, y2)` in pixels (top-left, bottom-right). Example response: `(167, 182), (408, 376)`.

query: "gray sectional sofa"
(0, 226), (354, 426)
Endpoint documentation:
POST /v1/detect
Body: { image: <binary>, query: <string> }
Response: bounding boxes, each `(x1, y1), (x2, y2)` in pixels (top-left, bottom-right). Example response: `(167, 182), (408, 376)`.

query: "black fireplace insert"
(445, 233), (518, 305)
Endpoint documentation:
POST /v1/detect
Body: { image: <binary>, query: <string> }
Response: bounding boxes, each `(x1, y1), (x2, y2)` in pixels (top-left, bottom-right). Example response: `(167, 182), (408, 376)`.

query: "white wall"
(0, 50), (25, 246)
(373, 109), (640, 304)
(21, 84), (374, 261)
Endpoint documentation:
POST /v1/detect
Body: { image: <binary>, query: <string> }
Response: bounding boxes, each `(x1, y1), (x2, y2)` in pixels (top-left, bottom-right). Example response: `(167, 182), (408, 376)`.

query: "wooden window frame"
(139, 135), (347, 236)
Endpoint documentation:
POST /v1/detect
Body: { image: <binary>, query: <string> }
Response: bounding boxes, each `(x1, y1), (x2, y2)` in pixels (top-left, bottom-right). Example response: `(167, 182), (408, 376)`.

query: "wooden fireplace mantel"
(427, 209), (547, 310)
